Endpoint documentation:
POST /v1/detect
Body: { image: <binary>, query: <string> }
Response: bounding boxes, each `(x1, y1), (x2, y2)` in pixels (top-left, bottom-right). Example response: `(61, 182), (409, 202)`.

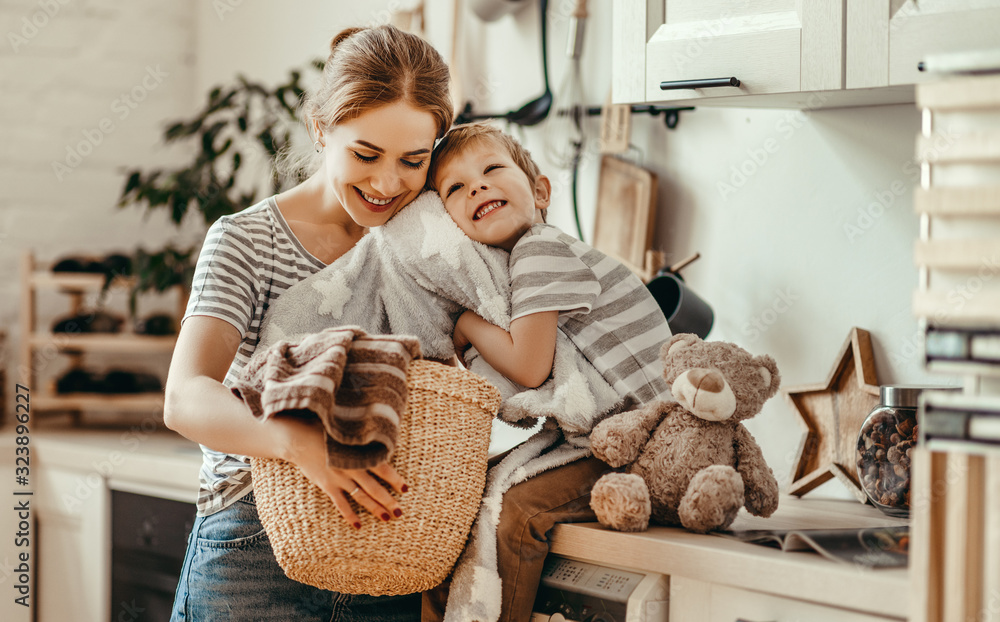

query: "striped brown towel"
(325, 334), (422, 469)
(231, 326), (364, 425)
(232, 327), (422, 469)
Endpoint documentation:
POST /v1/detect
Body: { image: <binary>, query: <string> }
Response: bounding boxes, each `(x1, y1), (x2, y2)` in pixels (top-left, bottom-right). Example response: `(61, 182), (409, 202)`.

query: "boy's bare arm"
(454, 310), (559, 388)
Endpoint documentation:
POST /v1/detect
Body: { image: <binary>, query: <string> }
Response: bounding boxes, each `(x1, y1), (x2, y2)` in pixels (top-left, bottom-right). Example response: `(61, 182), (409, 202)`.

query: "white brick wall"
(0, 0), (199, 400)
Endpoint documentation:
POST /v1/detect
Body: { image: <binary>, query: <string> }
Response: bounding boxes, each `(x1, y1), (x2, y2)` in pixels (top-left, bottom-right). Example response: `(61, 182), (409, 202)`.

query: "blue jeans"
(170, 492), (421, 621)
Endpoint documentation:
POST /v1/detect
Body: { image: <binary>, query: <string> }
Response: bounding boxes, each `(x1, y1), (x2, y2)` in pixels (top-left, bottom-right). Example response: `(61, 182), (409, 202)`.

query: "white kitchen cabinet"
(672, 578), (905, 622)
(35, 429), (200, 622)
(847, 0), (1000, 89)
(613, 0), (846, 106)
(36, 464), (110, 621)
(614, 0), (1000, 108)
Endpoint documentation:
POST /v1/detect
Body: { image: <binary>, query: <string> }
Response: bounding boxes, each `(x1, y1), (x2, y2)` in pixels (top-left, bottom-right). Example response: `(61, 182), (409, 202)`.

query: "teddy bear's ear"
(755, 354), (781, 397)
(661, 333), (701, 360)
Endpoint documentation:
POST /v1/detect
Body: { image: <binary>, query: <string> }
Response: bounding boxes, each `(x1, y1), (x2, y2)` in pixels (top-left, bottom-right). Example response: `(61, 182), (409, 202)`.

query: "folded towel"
(327, 333), (422, 469)
(232, 326), (421, 469)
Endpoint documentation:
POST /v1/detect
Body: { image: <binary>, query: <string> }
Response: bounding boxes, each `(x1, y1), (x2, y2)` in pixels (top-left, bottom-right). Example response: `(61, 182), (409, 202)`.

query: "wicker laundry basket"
(250, 360), (500, 596)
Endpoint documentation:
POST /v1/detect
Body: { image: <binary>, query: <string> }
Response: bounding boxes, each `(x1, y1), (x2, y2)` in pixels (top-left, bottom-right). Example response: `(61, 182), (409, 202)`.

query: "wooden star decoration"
(785, 327), (880, 503)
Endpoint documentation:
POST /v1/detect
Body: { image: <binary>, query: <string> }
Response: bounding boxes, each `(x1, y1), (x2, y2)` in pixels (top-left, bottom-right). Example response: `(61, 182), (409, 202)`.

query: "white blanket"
(258, 191), (623, 620)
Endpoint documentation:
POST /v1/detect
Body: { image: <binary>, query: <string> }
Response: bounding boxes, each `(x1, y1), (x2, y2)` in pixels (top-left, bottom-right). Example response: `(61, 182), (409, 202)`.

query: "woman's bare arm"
(164, 316), (407, 526)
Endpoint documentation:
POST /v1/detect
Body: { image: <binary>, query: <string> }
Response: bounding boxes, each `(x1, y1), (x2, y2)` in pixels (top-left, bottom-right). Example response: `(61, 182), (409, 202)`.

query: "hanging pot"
(646, 253), (714, 339)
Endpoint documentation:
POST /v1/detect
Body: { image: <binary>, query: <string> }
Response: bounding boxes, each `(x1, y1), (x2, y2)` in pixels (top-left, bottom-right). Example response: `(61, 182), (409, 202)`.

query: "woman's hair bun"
(329, 26), (364, 56)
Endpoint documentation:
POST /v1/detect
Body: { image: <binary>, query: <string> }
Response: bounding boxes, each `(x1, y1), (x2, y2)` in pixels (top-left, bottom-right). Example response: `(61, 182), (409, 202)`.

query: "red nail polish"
(401, 484), (409, 493)
(381, 513), (391, 521)
(353, 522), (362, 530)
(393, 508), (402, 517)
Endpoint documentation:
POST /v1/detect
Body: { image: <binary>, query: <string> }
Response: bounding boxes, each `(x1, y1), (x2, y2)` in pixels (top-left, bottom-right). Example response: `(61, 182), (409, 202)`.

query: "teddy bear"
(589, 333), (781, 533)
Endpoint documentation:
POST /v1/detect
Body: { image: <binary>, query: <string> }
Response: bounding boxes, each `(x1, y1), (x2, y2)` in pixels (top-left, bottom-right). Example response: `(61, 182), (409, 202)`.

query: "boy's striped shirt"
(510, 223), (672, 406)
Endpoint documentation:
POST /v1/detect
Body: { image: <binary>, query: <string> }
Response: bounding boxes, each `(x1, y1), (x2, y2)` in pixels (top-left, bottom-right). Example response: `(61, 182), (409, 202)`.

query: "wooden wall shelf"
(29, 333), (177, 353)
(19, 251), (185, 421)
(32, 394), (166, 412)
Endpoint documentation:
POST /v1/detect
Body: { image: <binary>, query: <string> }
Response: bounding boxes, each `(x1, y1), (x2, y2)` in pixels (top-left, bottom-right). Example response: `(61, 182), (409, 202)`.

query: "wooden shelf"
(33, 393), (165, 412)
(913, 291), (1000, 324)
(926, 360), (1000, 379)
(20, 250), (183, 419)
(911, 72), (1000, 622)
(916, 74), (1000, 111)
(915, 187), (1000, 217)
(31, 272), (134, 291)
(31, 333), (176, 353)
(914, 239), (1000, 270)
(917, 131), (1000, 163)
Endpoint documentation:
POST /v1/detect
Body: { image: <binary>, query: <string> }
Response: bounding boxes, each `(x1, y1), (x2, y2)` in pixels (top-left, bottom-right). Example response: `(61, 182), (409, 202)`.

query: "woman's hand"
(272, 415), (408, 529)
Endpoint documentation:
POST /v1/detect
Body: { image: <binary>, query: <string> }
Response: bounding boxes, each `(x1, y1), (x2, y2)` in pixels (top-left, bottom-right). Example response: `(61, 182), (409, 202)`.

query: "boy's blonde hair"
(428, 123), (546, 220)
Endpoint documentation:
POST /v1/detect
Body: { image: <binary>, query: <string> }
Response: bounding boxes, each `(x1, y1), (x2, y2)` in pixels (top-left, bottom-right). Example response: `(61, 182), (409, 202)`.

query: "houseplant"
(115, 63), (319, 311)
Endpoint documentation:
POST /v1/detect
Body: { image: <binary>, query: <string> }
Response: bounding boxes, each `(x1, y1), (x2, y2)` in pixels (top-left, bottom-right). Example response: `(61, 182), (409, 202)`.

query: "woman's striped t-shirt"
(183, 196), (325, 516)
(510, 223), (672, 407)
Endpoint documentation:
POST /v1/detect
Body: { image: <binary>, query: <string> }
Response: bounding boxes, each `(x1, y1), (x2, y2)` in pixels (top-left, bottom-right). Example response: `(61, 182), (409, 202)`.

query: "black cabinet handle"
(660, 77), (741, 90)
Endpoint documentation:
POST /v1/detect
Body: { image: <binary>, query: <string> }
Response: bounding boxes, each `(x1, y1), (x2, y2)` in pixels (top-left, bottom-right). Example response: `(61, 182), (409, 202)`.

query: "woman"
(166, 24), (452, 621)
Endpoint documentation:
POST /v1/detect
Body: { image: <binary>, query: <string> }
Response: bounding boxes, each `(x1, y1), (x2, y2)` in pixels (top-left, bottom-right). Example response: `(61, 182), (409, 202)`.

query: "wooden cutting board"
(592, 155), (658, 279)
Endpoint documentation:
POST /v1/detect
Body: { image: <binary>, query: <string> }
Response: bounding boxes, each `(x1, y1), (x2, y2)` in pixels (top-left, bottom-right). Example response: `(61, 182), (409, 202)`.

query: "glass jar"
(856, 385), (924, 518)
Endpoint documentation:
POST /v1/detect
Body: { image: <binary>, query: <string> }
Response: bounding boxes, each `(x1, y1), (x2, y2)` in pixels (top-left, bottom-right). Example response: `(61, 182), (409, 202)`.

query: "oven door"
(531, 555), (669, 622)
(111, 489), (194, 622)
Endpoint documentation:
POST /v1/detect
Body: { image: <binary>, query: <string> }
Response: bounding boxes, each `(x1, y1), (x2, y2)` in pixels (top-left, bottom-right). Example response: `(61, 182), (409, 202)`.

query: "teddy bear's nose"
(689, 369), (725, 393)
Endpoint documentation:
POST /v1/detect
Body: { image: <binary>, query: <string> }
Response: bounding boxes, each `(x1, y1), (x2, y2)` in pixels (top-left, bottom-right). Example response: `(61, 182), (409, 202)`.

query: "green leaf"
(117, 62), (321, 301)
(120, 171), (141, 201)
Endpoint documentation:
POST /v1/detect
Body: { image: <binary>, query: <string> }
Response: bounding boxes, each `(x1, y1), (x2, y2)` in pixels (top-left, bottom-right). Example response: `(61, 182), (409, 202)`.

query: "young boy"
(421, 123), (672, 622)
(430, 122), (672, 406)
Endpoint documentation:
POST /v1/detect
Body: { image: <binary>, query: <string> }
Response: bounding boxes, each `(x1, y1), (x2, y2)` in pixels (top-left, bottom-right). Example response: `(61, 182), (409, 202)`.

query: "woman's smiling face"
(319, 100), (438, 228)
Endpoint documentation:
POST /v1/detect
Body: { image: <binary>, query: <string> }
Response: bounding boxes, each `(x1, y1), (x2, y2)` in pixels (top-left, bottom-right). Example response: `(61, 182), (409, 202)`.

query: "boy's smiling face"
(434, 139), (550, 251)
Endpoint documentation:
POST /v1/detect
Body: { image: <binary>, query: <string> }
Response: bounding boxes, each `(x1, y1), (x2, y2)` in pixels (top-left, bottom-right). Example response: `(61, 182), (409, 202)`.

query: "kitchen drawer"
(615, 0), (844, 106)
(706, 583), (905, 622)
(645, 25), (801, 102)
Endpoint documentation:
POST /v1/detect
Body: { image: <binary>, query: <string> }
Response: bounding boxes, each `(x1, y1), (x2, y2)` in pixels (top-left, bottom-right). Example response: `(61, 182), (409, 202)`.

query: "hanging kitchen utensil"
(599, 90), (632, 154)
(544, 0), (587, 168)
(457, 0), (552, 127)
(646, 252), (714, 339)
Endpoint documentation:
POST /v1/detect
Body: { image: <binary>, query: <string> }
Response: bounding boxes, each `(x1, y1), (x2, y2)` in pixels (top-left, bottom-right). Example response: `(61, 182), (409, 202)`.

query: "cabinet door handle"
(660, 77), (741, 90)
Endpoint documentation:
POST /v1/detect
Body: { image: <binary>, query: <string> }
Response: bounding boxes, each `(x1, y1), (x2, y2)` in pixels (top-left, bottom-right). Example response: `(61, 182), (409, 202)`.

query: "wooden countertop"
(29, 424), (203, 501)
(550, 496), (910, 619)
